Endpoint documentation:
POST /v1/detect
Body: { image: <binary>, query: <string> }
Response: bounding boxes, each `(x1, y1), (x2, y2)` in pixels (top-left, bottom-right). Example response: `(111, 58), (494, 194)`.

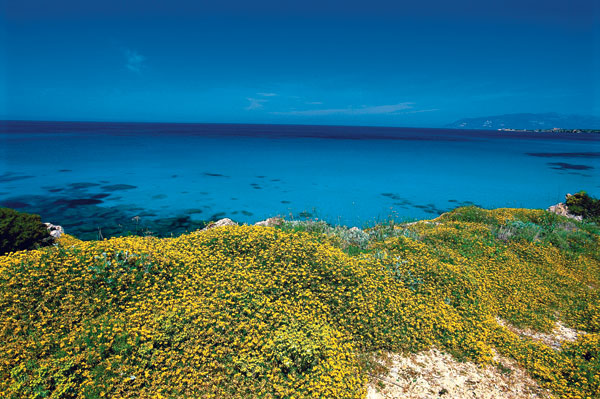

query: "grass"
(0, 206), (598, 398)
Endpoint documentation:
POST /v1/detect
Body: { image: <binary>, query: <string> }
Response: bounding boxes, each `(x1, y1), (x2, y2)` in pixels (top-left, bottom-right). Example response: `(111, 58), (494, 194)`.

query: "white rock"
(201, 218), (237, 231)
(44, 222), (64, 238)
(547, 202), (582, 221)
(254, 217), (284, 227)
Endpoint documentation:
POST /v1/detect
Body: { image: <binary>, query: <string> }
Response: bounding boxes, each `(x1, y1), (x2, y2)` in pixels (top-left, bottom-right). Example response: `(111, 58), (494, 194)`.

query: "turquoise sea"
(1, 121), (599, 239)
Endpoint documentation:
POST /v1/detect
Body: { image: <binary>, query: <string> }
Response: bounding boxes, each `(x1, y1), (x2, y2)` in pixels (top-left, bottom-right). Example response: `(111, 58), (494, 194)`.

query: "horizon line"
(0, 119), (524, 133)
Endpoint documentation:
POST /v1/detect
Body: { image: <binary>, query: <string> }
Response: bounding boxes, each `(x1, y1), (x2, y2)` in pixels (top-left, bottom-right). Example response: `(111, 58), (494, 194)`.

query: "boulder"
(201, 218), (238, 231)
(44, 222), (65, 238)
(547, 199), (583, 221)
(254, 217), (284, 227)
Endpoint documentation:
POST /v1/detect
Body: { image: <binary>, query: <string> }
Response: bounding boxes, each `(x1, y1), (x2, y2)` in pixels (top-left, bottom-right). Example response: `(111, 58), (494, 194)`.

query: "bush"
(1, 210), (599, 398)
(0, 208), (51, 255)
(566, 191), (600, 223)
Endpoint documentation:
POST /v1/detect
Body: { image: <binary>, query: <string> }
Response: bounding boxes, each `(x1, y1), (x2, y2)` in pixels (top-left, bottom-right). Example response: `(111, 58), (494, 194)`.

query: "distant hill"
(447, 112), (600, 130)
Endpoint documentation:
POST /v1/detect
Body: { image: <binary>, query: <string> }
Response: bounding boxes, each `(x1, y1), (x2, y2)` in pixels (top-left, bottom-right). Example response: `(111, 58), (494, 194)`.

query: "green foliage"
(269, 320), (330, 374)
(566, 191), (600, 223)
(0, 208), (51, 255)
(437, 205), (500, 226)
(279, 220), (370, 254)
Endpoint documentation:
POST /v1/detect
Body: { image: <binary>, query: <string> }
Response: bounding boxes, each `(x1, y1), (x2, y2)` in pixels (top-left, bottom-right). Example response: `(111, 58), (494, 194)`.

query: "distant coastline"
(447, 112), (600, 131)
(497, 128), (600, 134)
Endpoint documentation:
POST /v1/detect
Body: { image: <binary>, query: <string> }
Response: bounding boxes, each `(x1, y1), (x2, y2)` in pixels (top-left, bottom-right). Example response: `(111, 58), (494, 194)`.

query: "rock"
(201, 218), (237, 231)
(255, 217), (284, 227)
(44, 222), (65, 238)
(547, 200), (583, 221)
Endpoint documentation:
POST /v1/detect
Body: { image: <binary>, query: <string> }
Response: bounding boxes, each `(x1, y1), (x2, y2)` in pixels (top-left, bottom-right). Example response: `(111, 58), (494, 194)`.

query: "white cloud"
(271, 102), (416, 116)
(257, 92), (277, 97)
(124, 49), (146, 73)
(246, 97), (267, 110)
(403, 108), (440, 114)
(305, 101), (323, 105)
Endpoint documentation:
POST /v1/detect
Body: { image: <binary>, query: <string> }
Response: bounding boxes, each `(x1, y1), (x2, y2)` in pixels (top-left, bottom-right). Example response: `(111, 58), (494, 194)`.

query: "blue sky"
(1, 0), (598, 126)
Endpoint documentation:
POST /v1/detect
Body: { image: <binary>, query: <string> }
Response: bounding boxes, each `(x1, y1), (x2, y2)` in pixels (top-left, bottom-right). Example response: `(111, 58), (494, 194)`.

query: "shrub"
(0, 208), (51, 255)
(566, 191), (600, 223)
(1, 209), (599, 398)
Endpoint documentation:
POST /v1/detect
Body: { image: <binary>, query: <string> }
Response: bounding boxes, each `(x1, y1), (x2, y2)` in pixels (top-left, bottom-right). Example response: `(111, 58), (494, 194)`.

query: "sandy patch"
(495, 318), (583, 350)
(366, 348), (549, 399)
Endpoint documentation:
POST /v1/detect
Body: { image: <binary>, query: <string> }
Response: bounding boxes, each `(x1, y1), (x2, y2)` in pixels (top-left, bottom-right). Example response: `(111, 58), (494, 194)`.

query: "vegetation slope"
(1, 206), (599, 398)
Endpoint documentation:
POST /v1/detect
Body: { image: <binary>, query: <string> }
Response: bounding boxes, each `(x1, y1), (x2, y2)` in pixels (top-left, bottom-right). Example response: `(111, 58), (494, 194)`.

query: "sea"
(1, 121), (599, 239)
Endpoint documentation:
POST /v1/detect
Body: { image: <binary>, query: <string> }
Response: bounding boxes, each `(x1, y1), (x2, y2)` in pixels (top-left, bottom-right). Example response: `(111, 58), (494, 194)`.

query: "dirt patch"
(366, 348), (549, 399)
(495, 317), (584, 350)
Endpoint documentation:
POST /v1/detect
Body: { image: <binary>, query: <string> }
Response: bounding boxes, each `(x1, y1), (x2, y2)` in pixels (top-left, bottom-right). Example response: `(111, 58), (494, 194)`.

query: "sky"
(0, 0), (598, 127)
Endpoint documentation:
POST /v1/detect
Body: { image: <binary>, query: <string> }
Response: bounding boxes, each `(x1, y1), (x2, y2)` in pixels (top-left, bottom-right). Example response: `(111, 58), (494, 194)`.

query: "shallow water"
(1, 121), (599, 239)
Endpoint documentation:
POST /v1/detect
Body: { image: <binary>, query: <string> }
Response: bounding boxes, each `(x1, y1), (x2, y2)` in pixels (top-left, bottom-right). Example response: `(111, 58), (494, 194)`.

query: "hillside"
(1, 207), (599, 398)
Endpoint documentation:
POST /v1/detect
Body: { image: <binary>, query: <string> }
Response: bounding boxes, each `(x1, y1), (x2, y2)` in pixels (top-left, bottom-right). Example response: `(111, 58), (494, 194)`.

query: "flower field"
(1, 206), (599, 398)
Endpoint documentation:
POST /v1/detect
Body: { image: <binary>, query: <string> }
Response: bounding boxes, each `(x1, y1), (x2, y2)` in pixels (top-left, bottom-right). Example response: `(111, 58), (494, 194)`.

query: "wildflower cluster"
(0, 206), (598, 398)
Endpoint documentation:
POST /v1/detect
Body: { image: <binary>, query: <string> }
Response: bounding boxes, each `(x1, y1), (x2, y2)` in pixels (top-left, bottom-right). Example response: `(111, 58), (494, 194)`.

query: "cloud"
(246, 97), (267, 110)
(245, 92), (279, 110)
(400, 108), (440, 114)
(270, 102), (416, 116)
(124, 49), (146, 73)
(306, 101), (323, 105)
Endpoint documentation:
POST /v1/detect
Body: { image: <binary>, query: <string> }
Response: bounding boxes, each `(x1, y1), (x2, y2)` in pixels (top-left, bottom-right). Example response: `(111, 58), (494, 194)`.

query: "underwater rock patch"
(0, 193), (192, 239)
(139, 212), (158, 217)
(0, 172), (34, 183)
(210, 212), (226, 220)
(69, 182), (100, 189)
(186, 209), (203, 215)
(0, 200), (30, 208)
(53, 198), (104, 207)
(526, 152), (600, 158)
(548, 162), (594, 171)
(101, 184), (137, 191)
(412, 203), (446, 215)
(381, 193), (412, 203)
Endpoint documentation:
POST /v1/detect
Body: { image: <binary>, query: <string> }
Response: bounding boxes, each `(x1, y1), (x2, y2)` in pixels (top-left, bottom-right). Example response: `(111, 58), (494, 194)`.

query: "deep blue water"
(1, 121), (599, 239)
